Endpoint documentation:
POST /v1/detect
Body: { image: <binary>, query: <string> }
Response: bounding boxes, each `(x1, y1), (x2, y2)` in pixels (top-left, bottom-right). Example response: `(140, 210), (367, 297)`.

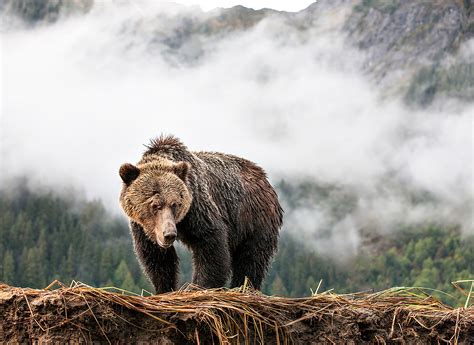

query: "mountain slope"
(2, 0), (473, 106)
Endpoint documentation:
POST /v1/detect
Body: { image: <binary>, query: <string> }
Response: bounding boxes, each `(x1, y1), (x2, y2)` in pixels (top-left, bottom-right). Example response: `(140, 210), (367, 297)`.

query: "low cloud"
(1, 2), (472, 257)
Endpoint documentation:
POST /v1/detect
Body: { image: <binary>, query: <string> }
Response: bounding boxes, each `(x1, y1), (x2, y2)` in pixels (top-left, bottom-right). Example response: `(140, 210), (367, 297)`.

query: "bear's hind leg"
(230, 231), (278, 290)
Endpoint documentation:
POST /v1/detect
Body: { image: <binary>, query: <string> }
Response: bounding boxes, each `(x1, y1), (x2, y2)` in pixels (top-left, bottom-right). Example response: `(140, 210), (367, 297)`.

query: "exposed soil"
(0, 283), (473, 344)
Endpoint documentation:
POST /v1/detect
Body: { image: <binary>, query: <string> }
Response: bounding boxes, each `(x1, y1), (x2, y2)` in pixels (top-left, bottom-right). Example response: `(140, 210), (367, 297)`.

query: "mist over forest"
(0, 0), (472, 301)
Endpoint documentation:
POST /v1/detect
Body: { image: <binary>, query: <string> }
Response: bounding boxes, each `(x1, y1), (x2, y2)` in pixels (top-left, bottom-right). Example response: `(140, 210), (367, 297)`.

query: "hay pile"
(0, 281), (473, 344)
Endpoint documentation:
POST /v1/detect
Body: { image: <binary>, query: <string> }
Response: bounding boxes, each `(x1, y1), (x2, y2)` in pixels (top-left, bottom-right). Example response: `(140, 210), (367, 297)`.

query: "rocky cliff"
(2, 0), (473, 106)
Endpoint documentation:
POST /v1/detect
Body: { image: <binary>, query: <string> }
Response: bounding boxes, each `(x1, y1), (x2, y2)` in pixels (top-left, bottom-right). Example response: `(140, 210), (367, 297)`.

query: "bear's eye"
(170, 202), (178, 215)
(150, 202), (163, 214)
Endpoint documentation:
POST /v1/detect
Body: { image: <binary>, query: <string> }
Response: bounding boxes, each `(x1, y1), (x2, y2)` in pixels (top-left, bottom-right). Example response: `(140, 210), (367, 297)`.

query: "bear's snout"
(163, 223), (177, 245)
(152, 206), (178, 248)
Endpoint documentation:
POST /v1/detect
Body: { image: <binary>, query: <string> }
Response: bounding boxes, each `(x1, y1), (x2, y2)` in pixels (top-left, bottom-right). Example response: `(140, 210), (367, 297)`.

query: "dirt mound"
(0, 282), (472, 344)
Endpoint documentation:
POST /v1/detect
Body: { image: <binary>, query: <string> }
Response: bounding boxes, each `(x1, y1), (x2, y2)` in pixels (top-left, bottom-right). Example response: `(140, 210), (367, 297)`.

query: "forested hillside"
(1, 182), (471, 306)
(0, 182), (148, 291)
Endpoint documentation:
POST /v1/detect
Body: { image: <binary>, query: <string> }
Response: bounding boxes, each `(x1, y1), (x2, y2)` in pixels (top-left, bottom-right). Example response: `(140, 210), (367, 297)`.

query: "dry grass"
(1, 279), (472, 344)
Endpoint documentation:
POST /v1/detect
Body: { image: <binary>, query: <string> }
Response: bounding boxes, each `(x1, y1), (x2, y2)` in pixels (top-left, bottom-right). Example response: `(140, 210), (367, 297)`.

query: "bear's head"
(118, 159), (192, 248)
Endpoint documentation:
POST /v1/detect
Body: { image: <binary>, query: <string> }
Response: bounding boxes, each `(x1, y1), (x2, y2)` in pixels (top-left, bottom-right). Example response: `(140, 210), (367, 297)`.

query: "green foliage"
(261, 229), (473, 306)
(405, 66), (439, 106)
(0, 185), (152, 292)
(269, 275), (288, 296)
(0, 185), (472, 306)
(405, 63), (474, 106)
(355, 0), (399, 14)
(114, 260), (137, 291)
(2, 250), (14, 284)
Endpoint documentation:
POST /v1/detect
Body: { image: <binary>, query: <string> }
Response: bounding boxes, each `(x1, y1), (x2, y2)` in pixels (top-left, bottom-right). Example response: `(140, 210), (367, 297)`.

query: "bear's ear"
(174, 161), (190, 181)
(119, 163), (140, 185)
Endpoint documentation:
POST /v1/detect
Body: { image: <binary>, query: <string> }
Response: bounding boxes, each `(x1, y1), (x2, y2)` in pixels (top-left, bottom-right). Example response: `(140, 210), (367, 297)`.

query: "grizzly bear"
(119, 135), (283, 293)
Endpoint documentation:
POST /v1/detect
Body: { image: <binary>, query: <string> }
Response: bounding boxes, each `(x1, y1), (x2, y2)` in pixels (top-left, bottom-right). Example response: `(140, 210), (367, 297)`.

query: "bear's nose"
(164, 232), (177, 243)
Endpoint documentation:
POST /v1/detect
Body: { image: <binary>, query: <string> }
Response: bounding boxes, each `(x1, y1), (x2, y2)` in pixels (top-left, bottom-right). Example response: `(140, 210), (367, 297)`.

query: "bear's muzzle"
(154, 207), (177, 248)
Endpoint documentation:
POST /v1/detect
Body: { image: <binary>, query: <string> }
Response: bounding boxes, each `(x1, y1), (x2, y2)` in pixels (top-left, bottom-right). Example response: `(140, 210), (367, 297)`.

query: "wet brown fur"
(119, 135), (283, 293)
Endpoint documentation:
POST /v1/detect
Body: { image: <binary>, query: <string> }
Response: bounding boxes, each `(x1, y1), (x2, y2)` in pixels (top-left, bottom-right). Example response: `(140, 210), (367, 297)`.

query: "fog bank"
(1, 2), (472, 256)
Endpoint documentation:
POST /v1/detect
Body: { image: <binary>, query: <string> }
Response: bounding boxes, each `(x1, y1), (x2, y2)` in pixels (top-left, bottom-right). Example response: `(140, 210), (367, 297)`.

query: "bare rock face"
(0, 0), (93, 23)
(300, 0), (473, 106)
(344, 0), (473, 105)
(1, 0), (473, 105)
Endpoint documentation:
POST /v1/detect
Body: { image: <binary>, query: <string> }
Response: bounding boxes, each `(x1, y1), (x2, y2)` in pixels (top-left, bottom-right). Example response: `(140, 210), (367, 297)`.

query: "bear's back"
(194, 150), (281, 238)
(142, 136), (281, 237)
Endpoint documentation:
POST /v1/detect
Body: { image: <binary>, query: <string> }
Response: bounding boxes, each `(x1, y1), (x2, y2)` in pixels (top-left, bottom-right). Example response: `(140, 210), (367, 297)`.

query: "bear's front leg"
(130, 221), (179, 294)
(191, 232), (231, 288)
